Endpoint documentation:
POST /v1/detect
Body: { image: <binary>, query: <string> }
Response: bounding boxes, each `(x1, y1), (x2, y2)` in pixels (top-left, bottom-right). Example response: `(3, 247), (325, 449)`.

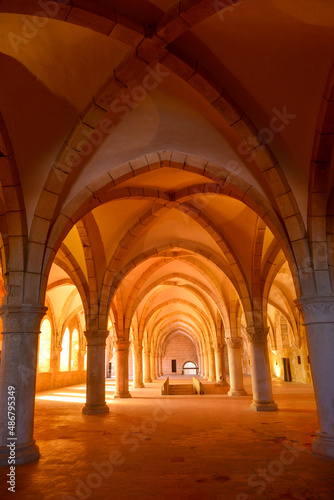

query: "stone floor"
(0, 376), (334, 499)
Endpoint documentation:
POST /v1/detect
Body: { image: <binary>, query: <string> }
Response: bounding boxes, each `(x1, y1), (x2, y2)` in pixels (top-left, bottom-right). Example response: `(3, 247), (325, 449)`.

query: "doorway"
(282, 358), (292, 382)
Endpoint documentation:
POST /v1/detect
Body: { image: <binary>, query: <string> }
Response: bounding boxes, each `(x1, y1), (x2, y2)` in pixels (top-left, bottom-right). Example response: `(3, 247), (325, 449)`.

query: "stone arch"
(161, 329), (201, 358)
(125, 271), (229, 335)
(36, 154), (300, 314)
(141, 297), (213, 346)
(308, 62), (334, 294)
(140, 282), (217, 343)
(76, 219), (99, 330)
(0, 116), (27, 300)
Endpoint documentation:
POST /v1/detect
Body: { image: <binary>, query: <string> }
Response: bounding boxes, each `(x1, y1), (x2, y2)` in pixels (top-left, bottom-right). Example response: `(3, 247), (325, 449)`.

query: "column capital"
(295, 296), (334, 324)
(115, 340), (130, 351)
(246, 326), (269, 343)
(0, 304), (47, 333)
(225, 337), (243, 349)
(84, 330), (109, 346)
(133, 344), (143, 353)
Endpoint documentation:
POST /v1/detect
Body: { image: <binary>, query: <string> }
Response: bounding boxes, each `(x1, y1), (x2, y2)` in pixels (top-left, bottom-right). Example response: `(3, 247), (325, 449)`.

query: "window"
(38, 318), (52, 373)
(71, 329), (79, 371)
(297, 356), (301, 365)
(183, 361), (198, 375)
(60, 328), (70, 371)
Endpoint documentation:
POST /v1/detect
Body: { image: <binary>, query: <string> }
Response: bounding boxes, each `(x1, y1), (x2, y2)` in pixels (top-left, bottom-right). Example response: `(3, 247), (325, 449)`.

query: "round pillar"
(197, 350), (202, 376)
(132, 344), (144, 388)
(82, 330), (110, 414)
(208, 347), (216, 381)
(155, 355), (160, 378)
(226, 337), (247, 396)
(203, 350), (209, 379)
(150, 349), (157, 380)
(246, 327), (277, 411)
(215, 344), (229, 386)
(297, 296), (334, 458)
(114, 340), (132, 398)
(144, 350), (152, 383)
(200, 351), (204, 376)
(0, 304), (47, 465)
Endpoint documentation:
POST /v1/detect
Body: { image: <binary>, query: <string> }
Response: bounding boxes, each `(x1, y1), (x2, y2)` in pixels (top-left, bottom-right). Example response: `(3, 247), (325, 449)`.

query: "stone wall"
(162, 334), (198, 375)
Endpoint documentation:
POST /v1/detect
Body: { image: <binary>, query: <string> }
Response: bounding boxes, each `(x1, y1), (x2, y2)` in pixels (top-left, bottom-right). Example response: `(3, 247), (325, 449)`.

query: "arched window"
(60, 327), (70, 372)
(183, 361), (198, 375)
(38, 318), (52, 372)
(71, 329), (79, 371)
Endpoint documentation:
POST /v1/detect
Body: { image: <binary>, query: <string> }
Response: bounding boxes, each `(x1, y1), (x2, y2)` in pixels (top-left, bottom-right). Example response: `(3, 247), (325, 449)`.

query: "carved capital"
(0, 304), (48, 334)
(225, 337), (243, 349)
(115, 340), (130, 351)
(246, 327), (269, 343)
(295, 296), (334, 324)
(133, 344), (143, 355)
(84, 330), (109, 346)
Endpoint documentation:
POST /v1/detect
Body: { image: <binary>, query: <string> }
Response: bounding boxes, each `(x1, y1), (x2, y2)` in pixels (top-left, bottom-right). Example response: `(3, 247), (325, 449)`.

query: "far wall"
(162, 334), (198, 374)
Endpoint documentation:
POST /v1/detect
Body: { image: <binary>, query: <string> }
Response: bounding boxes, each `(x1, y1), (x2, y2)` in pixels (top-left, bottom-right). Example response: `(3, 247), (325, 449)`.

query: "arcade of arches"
(0, 0), (334, 477)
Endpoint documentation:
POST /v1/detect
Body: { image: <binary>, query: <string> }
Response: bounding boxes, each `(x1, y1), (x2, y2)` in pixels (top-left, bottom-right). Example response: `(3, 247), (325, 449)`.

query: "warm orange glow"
(274, 362), (281, 378)
(38, 318), (51, 373)
(60, 328), (70, 371)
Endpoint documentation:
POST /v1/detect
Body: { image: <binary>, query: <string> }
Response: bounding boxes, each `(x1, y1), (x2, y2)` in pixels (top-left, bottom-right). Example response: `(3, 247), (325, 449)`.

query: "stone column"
(197, 350), (202, 376)
(226, 337), (247, 396)
(200, 351), (204, 376)
(296, 296), (334, 458)
(208, 346), (216, 381)
(114, 340), (131, 398)
(246, 327), (277, 411)
(82, 330), (109, 414)
(150, 349), (157, 380)
(203, 349), (209, 379)
(132, 344), (144, 388)
(144, 350), (152, 383)
(0, 304), (47, 465)
(155, 355), (160, 378)
(158, 352), (162, 376)
(215, 344), (229, 386)
(159, 352), (163, 376)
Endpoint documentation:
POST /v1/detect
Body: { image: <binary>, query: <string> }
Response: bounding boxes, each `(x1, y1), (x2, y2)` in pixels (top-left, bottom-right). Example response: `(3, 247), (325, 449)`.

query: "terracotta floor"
(1, 376), (334, 499)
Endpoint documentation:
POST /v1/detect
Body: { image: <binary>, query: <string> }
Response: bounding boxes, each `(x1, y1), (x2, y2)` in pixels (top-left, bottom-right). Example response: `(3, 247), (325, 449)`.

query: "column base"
(144, 379), (152, 383)
(215, 380), (229, 387)
(228, 389), (248, 396)
(132, 383), (145, 388)
(208, 377), (216, 382)
(113, 392), (132, 398)
(0, 440), (39, 466)
(82, 403), (109, 415)
(312, 431), (334, 459)
(250, 400), (278, 412)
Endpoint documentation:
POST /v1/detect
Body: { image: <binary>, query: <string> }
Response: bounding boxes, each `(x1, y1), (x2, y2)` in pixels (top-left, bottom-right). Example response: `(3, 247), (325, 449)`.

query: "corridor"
(0, 378), (333, 499)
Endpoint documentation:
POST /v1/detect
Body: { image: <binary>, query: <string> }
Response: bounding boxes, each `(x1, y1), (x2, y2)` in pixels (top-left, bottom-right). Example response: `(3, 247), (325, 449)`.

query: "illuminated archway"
(38, 318), (52, 373)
